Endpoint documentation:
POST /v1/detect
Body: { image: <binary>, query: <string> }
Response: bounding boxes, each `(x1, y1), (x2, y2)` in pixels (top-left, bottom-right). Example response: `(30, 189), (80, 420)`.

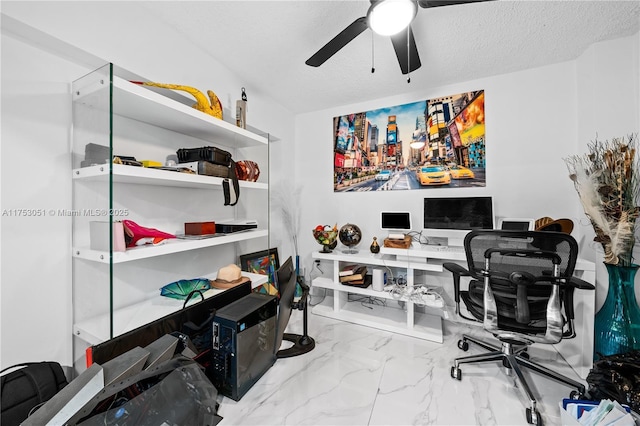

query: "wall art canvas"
(240, 248), (280, 296)
(333, 90), (485, 192)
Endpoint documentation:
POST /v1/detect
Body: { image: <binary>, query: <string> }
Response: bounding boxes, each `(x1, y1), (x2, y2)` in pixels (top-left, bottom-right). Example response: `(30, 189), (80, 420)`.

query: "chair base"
(451, 334), (586, 426)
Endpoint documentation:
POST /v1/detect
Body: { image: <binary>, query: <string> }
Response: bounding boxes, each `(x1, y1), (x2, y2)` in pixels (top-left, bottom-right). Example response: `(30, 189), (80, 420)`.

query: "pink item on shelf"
(122, 220), (176, 248)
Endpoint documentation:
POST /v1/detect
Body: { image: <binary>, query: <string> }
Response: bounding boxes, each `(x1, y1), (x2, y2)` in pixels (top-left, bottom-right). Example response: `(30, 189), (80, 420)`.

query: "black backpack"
(1, 362), (68, 426)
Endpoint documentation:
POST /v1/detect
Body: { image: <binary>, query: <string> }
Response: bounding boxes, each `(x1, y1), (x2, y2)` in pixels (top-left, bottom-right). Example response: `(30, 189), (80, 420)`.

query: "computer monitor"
(498, 218), (535, 231)
(498, 218), (536, 243)
(381, 211), (412, 238)
(275, 256), (297, 353)
(423, 196), (494, 246)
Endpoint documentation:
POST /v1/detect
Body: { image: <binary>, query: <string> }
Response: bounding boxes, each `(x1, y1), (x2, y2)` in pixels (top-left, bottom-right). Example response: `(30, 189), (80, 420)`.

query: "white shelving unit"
(74, 271), (268, 346)
(73, 163), (268, 190)
(71, 64), (270, 358)
(311, 250), (448, 343)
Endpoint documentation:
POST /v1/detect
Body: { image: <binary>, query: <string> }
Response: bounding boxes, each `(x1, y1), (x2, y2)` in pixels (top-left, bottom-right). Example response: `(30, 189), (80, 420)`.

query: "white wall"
(575, 32), (640, 309)
(1, 6), (297, 370)
(295, 61), (582, 278)
(1, 30), (89, 369)
(576, 31), (640, 258)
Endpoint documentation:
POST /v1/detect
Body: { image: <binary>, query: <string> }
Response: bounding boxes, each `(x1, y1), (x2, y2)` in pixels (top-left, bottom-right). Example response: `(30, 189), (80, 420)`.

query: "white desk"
(311, 246), (596, 379)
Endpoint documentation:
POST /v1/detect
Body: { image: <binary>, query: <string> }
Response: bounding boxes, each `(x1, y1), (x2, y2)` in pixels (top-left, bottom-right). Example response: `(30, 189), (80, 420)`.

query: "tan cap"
(535, 217), (574, 234)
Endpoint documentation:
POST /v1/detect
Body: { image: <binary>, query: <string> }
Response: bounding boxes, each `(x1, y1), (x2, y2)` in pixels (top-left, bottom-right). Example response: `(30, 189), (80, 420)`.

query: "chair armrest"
(443, 262), (469, 275)
(567, 276), (595, 290)
(443, 262), (470, 306)
(558, 276), (593, 338)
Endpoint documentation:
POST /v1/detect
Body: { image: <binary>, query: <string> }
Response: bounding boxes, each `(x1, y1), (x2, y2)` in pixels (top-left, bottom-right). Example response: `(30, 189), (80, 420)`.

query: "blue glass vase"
(594, 263), (640, 358)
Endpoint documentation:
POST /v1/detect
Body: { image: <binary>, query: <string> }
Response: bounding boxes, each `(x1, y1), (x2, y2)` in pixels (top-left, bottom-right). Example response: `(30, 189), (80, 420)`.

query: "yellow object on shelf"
(141, 160), (163, 168)
(131, 81), (223, 120)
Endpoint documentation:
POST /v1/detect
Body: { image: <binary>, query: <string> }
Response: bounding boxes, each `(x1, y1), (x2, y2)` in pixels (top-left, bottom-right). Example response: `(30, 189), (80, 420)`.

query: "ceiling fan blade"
(390, 26), (421, 74)
(418, 0), (491, 8)
(305, 17), (369, 67)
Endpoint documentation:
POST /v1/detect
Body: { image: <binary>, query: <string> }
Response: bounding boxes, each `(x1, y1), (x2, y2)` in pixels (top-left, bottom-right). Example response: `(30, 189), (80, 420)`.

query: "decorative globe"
(312, 225), (338, 253)
(338, 223), (362, 254)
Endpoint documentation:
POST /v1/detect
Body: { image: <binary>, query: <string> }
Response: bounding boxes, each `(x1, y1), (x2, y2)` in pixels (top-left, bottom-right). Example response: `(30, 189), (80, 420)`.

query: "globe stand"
(338, 223), (362, 256)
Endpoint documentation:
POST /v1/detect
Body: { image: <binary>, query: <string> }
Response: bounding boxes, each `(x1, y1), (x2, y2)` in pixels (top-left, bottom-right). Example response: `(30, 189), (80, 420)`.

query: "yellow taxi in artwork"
(447, 165), (475, 179)
(417, 165), (451, 186)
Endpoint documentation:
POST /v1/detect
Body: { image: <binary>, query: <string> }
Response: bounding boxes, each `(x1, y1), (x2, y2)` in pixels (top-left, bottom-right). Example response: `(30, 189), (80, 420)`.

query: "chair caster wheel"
(450, 366), (462, 380)
(569, 390), (583, 400)
(457, 339), (469, 351)
(526, 407), (542, 425)
(502, 358), (511, 368)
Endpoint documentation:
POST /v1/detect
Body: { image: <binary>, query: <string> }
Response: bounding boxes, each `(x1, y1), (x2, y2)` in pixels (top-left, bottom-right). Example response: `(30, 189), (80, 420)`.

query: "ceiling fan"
(306, 0), (489, 75)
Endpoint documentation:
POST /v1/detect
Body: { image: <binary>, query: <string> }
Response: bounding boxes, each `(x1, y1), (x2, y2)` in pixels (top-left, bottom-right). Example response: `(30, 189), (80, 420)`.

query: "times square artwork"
(333, 90), (485, 192)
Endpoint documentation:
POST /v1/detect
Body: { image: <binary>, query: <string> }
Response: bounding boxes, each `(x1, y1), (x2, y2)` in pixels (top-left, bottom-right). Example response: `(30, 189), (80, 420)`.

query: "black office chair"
(443, 229), (595, 426)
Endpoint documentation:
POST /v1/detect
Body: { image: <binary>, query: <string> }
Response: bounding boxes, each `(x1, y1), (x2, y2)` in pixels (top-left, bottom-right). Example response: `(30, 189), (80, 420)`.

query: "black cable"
(371, 31), (375, 73)
(308, 287), (327, 307)
(347, 293), (386, 309)
(407, 27), (411, 83)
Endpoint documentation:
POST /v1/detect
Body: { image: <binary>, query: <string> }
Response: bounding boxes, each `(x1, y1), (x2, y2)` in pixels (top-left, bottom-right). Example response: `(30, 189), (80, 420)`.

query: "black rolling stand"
(277, 276), (316, 358)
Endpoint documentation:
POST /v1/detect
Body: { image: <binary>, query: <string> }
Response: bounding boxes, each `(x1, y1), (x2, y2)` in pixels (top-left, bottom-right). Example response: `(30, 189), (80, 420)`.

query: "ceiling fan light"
(368, 0), (417, 36)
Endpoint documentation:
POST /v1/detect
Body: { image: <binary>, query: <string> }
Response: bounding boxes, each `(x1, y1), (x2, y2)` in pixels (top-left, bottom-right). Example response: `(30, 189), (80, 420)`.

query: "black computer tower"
(208, 292), (278, 401)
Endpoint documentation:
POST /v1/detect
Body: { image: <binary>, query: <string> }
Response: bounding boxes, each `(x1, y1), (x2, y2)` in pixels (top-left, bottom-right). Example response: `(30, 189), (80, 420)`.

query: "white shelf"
(379, 245), (467, 262)
(74, 229), (268, 263)
(73, 163), (268, 190)
(74, 272), (268, 345)
(311, 277), (403, 302)
(311, 294), (443, 343)
(312, 250), (445, 272)
(73, 75), (268, 149)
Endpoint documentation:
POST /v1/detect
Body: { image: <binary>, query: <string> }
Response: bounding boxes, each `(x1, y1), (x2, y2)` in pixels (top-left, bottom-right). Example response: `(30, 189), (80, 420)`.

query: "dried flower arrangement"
(272, 181), (302, 262)
(564, 134), (639, 266)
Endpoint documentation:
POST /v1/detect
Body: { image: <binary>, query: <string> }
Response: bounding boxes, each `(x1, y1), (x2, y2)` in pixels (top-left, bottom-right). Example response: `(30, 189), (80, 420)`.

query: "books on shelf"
(339, 265), (367, 283)
(339, 264), (364, 277)
(341, 274), (372, 288)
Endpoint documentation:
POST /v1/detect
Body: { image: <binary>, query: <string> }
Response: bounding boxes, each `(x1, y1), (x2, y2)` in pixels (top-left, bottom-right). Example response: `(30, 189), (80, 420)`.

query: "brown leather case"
(383, 235), (412, 249)
(185, 221), (216, 235)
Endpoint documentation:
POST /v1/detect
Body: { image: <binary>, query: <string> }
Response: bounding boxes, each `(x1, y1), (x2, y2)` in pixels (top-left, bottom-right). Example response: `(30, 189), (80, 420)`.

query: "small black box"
(176, 146), (231, 166)
(215, 221), (258, 234)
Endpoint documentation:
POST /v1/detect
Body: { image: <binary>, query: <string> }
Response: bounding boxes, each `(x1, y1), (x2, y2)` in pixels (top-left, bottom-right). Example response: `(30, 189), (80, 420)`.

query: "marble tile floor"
(216, 306), (585, 426)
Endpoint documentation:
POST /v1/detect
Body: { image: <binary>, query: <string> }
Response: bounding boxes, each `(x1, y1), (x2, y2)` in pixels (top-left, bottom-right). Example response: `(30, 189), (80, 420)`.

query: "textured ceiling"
(133, 0), (639, 113)
(4, 1), (640, 114)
